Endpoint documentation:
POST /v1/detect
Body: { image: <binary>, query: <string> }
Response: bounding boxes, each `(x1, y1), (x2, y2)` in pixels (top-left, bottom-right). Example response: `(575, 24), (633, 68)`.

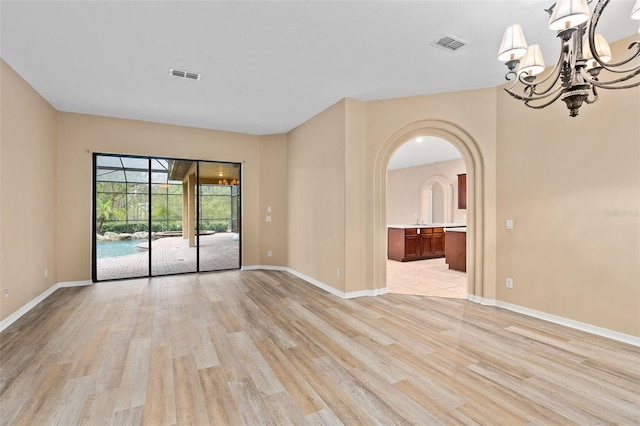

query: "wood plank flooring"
(1, 270), (638, 425)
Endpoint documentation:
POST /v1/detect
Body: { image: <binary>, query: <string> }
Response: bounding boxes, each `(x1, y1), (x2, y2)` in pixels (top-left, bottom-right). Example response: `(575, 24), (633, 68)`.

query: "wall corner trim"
(0, 280), (92, 332)
(471, 297), (639, 347)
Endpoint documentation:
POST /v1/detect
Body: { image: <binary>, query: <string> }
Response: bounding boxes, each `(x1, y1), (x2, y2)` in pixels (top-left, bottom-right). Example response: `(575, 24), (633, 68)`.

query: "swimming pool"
(96, 239), (144, 259)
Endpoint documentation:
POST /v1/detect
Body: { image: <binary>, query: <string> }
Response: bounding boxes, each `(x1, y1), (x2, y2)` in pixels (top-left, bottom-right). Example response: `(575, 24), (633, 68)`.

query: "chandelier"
(497, 0), (640, 117)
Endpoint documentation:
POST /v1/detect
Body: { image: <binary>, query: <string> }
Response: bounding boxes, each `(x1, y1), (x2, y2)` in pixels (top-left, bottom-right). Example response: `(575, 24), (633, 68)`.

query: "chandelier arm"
(522, 90), (565, 109)
(580, 68), (640, 89)
(595, 42), (640, 72)
(589, 0), (640, 70)
(584, 85), (598, 105)
(504, 85), (563, 103)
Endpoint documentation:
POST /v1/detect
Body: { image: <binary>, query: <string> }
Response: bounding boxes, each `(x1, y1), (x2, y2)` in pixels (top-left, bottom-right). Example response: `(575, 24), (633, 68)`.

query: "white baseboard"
(468, 297), (639, 347)
(285, 268), (347, 298)
(241, 265), (287, 272)
(57, 280), (93, 288)
(345, 288), (389, 298)
(0, 280), (92, 332)
(243, 265), (387, 299)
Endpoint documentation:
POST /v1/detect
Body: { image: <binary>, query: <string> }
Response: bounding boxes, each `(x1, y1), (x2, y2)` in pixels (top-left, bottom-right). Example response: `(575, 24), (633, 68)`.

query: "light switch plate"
(506, 219), (513, 230)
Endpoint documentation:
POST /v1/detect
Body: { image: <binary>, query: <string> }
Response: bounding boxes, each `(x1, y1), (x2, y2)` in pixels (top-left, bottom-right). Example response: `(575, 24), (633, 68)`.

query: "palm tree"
(96, 199), (124, 234)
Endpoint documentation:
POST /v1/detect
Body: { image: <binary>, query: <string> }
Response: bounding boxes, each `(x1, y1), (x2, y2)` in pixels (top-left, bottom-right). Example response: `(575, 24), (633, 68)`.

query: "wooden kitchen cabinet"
(445, 230), (466, 272)
(431, 229), (445, 256)
(458, 173), (467, 210)
(388, 227), (446, 262)
(403, 229), (419, 261)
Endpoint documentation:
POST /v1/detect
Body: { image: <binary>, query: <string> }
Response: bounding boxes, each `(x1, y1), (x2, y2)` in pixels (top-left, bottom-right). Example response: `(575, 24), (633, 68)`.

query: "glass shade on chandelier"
(518, 44), (546, 76)
(548, 0), (590, 31)
(633, 0), (640, 20)
(497, 0), (640, 117)
(582, 33), (612, 69)
(498, 24), (528, 63)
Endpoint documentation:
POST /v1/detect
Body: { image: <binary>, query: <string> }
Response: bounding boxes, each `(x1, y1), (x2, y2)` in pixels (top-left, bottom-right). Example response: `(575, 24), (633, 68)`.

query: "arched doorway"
(373, 120), (485, 300)
(386, 138), (467, 297)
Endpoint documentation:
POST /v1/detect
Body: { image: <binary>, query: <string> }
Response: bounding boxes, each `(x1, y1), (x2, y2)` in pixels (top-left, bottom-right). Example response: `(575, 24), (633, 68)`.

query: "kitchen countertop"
(388, 223), (466, 229)
(445, 227), (467, 233)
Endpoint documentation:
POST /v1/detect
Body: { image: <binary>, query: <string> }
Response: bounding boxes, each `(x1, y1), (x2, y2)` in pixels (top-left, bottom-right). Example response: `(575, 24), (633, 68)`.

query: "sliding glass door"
(198, 161), (241, 272)
(93, 154), (241, 282)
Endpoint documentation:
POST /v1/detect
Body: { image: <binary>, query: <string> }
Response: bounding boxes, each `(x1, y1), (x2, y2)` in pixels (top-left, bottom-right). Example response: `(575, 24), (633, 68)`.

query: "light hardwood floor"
(1, 270), (638, 425)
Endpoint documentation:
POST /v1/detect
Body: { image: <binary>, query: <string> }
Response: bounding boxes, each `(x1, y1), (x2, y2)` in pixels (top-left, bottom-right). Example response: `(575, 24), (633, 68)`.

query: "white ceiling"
(1, 1), (638, 136)
(388, 136), (462, 170)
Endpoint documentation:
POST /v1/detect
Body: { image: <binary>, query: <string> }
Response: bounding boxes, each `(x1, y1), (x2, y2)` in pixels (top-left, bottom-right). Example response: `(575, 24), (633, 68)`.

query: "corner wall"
(287, 100), (347, 292)
(258, 134), (288, 266)
(0, 60), (58, 322)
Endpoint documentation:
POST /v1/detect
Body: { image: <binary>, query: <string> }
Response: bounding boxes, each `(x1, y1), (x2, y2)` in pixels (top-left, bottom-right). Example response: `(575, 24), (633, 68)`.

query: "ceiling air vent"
(431, 35), (468, 53)
(169, 68), (200, 80)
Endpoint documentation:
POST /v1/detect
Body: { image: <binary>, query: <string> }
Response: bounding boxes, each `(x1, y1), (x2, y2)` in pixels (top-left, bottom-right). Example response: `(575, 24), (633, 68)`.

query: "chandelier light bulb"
(549, 0), (590, 31)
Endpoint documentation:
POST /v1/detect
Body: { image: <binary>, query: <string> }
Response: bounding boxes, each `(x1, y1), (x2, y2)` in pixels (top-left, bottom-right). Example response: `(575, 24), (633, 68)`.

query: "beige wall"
(287, 100), (346, 292)
(2, 36), (638, 337)
(258, 133), (288, 266)
(344, 99), (368, 292)
(387, 158), (467, 225)
(56, 112), (262, 282)
(0, 60), (58, 321)
(495, 38), (640, 335)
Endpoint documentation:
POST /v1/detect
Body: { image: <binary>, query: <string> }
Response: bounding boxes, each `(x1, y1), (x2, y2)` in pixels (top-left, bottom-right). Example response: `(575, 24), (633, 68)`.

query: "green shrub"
(199, 220), (229, 232)
(212, 221), (230, 232)
(100, 221), (148, 234)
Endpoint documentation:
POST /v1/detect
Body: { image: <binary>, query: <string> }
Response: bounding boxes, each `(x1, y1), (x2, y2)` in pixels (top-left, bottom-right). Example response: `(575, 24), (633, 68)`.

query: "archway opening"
(386, 136), (467, 298)
(372, 119), (485, 301)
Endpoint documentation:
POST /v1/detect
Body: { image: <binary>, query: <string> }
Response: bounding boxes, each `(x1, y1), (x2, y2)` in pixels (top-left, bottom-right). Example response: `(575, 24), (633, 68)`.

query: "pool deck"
(96, 233), (240, 281)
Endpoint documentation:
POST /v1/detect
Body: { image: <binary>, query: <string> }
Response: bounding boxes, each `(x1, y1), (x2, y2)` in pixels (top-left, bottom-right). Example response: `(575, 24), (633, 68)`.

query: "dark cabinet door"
(419, 233), (432, 257)
(458, 174), (467, 210)
(405, 235), (419, 260)
(432, 232), (445, 256)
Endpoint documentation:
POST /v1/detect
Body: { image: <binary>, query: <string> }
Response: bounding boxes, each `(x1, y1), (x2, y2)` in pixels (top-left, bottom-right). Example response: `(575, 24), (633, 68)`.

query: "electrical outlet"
(267, 250), (272, 257)
(336, 268), (341, 278)
(3, 289), (8, 299)
(506, 278), (513, 289)
(44, 268), (48, 278)
(506, 219), (514, 230)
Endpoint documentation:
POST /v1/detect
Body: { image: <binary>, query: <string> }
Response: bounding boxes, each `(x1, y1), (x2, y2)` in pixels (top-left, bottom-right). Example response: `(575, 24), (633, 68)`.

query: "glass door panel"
(94, 154), (150, 281)
(151, 159), (197, 275)
(198, 161), (241, 272)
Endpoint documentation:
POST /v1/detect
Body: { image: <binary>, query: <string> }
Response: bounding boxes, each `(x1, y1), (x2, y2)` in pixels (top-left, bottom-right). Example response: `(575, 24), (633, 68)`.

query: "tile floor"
(96, 233), (240, 281)
(386, 257), (467, 298)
